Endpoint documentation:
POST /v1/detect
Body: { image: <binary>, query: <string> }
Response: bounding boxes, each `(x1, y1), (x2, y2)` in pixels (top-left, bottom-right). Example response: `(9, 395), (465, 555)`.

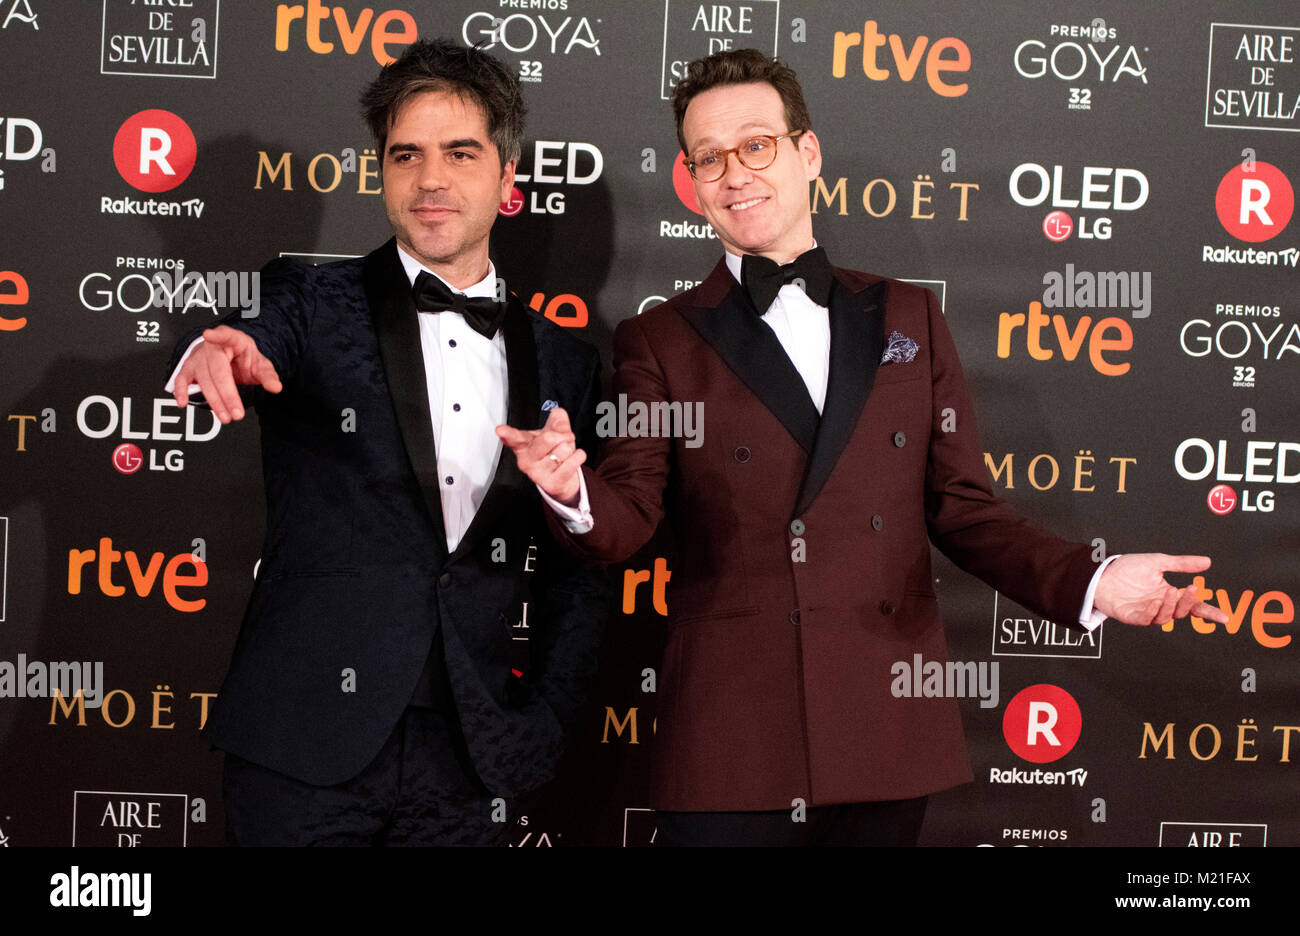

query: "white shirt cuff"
(1078, 553), (1122, 631)
(164, 337), (205, 395)
(537, 468), (593, 534)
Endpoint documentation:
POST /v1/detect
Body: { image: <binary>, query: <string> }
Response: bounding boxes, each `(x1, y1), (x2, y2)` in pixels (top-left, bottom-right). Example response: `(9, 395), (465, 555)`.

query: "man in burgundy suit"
(499, 49), (1226, 846)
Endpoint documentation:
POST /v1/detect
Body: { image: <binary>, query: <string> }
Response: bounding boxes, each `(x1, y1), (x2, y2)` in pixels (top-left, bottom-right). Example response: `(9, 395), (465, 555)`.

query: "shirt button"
(880, 599), (896, 615)
(871, 514), (883, 531)
(893, 431), (906, 448)
(452, 403), (461, 412)
(445, 475), (454, 485)
(448, 339), (457, 348)
(734, 446), (751, 463)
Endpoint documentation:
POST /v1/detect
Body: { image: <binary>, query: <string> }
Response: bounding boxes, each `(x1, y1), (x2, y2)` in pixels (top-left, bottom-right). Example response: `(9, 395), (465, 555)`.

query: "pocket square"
(881, 331), (918, 365)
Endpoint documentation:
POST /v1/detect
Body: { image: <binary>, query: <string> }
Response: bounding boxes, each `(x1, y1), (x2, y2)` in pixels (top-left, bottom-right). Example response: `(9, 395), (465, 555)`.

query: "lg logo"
(113, 110), (196, 193)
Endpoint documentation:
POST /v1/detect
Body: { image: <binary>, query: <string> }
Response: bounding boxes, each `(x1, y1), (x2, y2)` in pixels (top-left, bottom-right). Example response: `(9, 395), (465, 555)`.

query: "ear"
(499, 159), (517, 202)
(798, 130), (823, 181)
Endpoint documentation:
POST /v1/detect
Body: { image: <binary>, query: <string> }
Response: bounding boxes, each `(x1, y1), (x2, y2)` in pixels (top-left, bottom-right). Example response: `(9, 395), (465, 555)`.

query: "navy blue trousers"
(223, 707), (509, 846)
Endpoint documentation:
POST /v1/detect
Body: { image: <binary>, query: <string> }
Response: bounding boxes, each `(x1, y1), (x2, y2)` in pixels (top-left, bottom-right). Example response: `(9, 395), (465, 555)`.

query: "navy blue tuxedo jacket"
(169, 239), (609, 794)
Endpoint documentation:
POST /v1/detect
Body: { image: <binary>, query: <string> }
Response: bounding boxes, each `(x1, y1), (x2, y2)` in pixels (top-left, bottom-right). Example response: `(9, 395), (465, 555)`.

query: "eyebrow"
(690, 121), (782, 150)
(386, 138), (487, 157)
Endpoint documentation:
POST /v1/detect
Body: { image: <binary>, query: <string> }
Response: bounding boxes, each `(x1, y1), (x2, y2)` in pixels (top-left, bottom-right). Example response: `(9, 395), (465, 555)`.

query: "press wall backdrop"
(1, 0), (1297, 847)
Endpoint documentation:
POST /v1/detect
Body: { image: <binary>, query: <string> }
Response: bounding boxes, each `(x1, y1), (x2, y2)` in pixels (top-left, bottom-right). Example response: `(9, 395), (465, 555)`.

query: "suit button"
(438, 573), (451, 588)
(734, 446), (751, 463)
(871, 514), (883, 531)
(880, 600), (896, 615)
(790, 518), (805, 536)
(789, 609), (801, 625)
(893, 431), (906, 448)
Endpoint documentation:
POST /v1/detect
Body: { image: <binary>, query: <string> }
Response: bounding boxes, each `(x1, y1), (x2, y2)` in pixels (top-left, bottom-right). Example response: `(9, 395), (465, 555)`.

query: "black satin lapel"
(448, 292), (537, 564)
(681, 283), (819, 452)
(364, 239), (448, 557)
(795, 279), (886, 516)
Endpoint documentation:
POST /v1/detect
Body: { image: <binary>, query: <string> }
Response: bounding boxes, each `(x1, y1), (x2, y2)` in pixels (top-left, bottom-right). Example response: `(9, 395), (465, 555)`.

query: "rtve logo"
(832, 20), (971, 97)
(67, 538), (208, 613)
(1002, 684), (1082, 763)
(0, 269), (28, 331)
(1216, 162), (1294, 243)
(274, 1), (417, 66)
(113, 110), (196, 193)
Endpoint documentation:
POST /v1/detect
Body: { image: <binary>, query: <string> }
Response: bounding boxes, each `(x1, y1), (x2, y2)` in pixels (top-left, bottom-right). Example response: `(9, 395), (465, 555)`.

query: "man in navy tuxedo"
(167, 39), (608, 846)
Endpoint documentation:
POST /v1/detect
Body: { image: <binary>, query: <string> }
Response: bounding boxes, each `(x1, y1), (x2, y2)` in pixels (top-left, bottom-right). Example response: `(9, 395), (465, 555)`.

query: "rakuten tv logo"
(672, 153), (701, 214)
(1216, 162), (1293, 242)
(113, 110), (196, 193)
(1002, 684), (1082, 763)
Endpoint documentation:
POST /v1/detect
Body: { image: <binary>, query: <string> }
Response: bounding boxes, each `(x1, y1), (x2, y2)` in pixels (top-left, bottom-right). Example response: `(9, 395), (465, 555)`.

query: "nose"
(718, 149), (754, 187)
(416, 155), (449, 191)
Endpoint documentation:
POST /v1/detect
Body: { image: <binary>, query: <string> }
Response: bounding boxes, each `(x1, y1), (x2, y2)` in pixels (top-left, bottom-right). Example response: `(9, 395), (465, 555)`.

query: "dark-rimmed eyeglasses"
(685, 131), (806, 182)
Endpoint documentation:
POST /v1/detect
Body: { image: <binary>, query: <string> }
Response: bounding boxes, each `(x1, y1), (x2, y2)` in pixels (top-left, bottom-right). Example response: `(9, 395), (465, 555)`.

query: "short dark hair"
(671, 48), (812, 154)
(360, 39), (525, 167)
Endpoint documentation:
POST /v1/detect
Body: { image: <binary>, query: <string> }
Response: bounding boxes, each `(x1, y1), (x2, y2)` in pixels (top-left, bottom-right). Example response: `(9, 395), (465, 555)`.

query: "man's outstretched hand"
(171, 326), (282, 423)
(1094, 554), (1229, 627)
(496, 406), (586, 507)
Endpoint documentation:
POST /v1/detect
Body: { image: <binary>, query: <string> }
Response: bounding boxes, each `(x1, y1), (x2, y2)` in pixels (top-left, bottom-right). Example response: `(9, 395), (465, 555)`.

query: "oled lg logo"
(1175, 438), (1297, 514)
(0, 115), (55, 192)
(499, 141), (602, 216)
(1010, 162), (1148, 241)
(77, 395), (222, 474)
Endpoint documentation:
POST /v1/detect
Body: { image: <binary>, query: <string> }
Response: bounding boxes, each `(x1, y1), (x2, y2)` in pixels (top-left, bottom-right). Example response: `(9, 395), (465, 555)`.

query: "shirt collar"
(723, 239), (820, 284)
(396, 242), (497, 299)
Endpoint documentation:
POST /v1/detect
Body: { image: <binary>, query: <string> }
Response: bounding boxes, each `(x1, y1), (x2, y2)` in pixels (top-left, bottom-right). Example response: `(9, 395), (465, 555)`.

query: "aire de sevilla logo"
(1002, 683), (1082, 763)
(1216, 162), (1293, 242)
(113, 110), (196, 193)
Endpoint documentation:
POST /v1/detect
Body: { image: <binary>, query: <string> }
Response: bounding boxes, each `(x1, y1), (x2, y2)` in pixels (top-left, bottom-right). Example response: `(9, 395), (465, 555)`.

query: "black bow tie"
(741, 246), (833, 314)
(412, 270), (505, 339)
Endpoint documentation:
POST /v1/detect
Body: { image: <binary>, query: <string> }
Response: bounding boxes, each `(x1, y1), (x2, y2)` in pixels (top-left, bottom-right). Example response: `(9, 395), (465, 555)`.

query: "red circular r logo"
(113, 109), (196, 193)
(1002, 684), (1081, 763)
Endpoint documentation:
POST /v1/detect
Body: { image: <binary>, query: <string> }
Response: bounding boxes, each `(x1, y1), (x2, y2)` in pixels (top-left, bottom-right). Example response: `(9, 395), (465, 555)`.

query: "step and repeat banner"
(1, 0), (1296, 848)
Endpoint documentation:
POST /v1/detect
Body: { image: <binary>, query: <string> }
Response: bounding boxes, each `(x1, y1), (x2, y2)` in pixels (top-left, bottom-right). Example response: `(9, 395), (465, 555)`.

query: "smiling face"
(681, 81), (821, 264)
(382, 89), (516, 288)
